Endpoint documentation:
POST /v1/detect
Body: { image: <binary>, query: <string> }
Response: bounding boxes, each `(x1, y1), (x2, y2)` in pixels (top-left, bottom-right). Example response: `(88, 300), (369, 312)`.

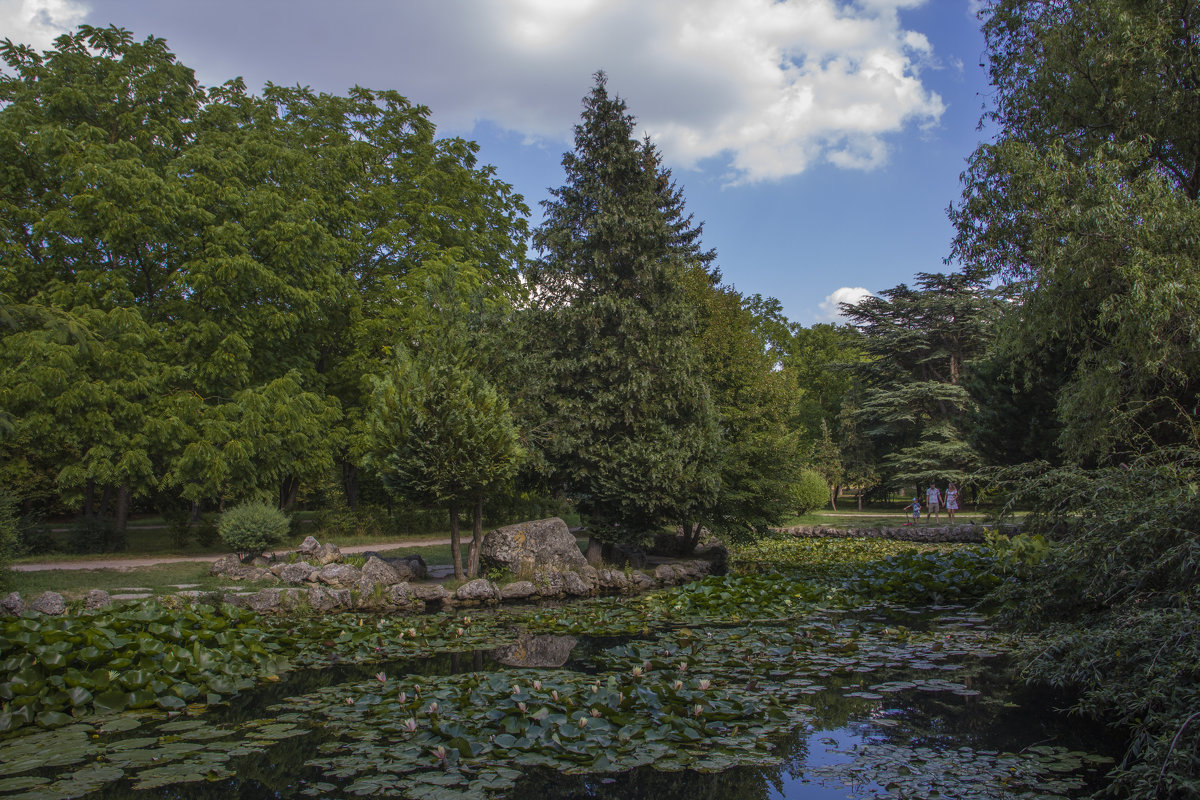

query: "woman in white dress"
(945, 482), (959, 522)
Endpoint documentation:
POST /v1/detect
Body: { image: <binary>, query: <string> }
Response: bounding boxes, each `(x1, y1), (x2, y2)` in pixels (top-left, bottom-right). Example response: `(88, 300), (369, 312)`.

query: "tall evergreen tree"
(528, 72), (718, 550)
(842, 272), (996, 491)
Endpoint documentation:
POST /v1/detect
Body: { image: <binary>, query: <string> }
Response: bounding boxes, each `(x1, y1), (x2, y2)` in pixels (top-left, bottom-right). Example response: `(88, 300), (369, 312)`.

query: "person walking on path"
(925, 484), (943, 523)
(945, 482), (959, 523)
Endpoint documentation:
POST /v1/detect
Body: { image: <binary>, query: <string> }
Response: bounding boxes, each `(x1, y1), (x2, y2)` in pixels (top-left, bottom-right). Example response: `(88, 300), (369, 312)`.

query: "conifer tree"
(529, 72), (718, 550)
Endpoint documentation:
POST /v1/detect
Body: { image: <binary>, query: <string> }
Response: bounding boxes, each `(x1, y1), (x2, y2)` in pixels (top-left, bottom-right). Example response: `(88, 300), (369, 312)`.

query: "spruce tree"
(529, 72), (718, 549)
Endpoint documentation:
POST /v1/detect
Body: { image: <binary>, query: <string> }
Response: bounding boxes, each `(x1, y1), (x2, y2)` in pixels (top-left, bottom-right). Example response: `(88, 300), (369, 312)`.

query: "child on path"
(904, 497), (921, 526)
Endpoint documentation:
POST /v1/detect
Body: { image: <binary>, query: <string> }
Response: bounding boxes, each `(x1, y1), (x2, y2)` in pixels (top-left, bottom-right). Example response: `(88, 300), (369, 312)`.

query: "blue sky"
(4, 0), (993, 325)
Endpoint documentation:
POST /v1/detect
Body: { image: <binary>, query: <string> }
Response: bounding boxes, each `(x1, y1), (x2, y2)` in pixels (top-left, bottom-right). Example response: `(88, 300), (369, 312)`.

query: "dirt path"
(11, 539), (453, 572)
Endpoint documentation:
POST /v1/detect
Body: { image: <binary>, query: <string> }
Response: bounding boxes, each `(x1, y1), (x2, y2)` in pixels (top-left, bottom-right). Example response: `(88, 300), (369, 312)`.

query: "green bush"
(0, 488), (19, 581)
(791, 469), (830, 515)
(218, 501), (289, 561)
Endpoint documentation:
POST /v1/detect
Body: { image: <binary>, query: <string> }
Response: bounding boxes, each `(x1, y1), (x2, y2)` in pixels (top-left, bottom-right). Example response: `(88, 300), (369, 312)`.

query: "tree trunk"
(341, 461), (359, 510)
(829, 484), (838, 511)
(190, 499), (203, 523)
(467, 497), (484, 578)
(680, 522), (701, 556)
(114, 485), (131, 532)
(448, 502), (464, 579)
(280, 475), (300, 510)
(82, 478), (95, 517)
(585, 535), (603, 566)
(857, 491), (863, 512)
(99, 485), (114, 517)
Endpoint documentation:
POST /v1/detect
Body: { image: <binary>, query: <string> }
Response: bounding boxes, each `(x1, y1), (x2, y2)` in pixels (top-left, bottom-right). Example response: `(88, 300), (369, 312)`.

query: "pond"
(0, 579), (1119, 800)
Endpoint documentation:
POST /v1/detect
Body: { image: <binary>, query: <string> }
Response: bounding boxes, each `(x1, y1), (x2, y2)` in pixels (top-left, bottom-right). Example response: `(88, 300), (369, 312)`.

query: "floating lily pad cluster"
(0, 602), (290, 732)
(0, 713), (303, 799)
(841, 547), (1003, 605)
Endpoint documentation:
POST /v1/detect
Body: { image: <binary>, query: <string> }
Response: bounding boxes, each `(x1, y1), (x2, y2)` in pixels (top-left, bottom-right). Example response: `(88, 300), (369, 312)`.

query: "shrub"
(67, 514), (125, 554)
(0, 488), (19, 581)
(219, 501), (289, 561)
(791, 469), (829, 515)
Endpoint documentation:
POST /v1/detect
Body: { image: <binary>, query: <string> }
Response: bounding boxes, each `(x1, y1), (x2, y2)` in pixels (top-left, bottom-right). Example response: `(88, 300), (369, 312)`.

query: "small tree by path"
(366, 340), (524, 580)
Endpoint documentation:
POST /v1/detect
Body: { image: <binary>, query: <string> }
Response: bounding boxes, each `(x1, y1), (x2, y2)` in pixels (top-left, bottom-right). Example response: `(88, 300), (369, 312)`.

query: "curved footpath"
(11, 538), (453, 572)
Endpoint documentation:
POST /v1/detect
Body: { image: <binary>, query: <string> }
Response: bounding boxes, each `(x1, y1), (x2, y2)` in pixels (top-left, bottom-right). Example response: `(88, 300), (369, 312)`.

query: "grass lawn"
(778, 506), (1017, 530)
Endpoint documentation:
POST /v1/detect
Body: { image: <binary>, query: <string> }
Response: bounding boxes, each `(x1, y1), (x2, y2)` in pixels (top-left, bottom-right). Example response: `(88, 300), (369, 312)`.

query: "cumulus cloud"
(819, 286), (874, 321)
(0, 0), (87, 50)
(20, 0), (944, 182)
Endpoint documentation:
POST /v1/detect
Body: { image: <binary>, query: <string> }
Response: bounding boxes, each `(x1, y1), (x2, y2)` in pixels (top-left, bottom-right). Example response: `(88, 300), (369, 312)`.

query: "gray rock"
(280, 562), (317, 584)
(397, 554), (426, 580)
(317, 563), (361, 588)
(361, 556), (402, 587)
(209, 554), (240, 576)
(245, 589), (282, 613)
(482, 517), (586, 574)
(30, 591), (66, 615)
(83, 589), (111, 610)
(249, 555), (272, 567)
(532, 569), (566, 598)
(654, 564), (678, 585)
(492, 635), (578, 668)
(387, 583), (421, 612)
(306, 586), (337, 613)
(313, 542), (342, 566)
(499, 581), (537, 600)
(278, 588), (309, 610)
(1, 592), (24, 616)
(455, 579), (499, 605)
(297, 535), (321, 554)
(631, 572), (656, 590)
(562, 571), (591, 597)
(578, 564), (600, 587)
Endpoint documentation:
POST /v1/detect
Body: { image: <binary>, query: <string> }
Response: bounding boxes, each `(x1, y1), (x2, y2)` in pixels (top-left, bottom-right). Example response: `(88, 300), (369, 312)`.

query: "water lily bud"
(403, 718), (417, 732)
(631, 666), (644, 678)
(398, 692), (407, 703)
(673, 680), (684, 690)
(692, 704), (703, 716)
(678, 662), (688, 672)
(533, 680), (542, 691)
(578, 716), (588, 727)
(698, 679), (711, 690)
(432, 745), (447, 762)
(552, 690), (559, 701)
(427, 701), (439, 715)
(512, 684), (521, 695)
(376, 672), (387, 683)
(590, 708), (601, 717)
(517, 701), (527, 713)
(456, 628), (465, 637)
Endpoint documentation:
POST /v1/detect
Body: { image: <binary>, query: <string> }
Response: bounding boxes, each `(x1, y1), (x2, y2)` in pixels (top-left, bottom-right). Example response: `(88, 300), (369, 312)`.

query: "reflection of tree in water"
(510, 727), (810, 800)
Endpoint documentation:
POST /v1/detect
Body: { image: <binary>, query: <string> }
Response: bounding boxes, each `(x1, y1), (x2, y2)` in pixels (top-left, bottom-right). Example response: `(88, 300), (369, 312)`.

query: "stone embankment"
(779, 522), (1021, 543)
(1, 518), (721, 618)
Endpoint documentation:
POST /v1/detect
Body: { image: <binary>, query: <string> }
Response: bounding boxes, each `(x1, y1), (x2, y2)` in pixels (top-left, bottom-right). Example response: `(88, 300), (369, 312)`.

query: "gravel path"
(11, 539), (452, 572)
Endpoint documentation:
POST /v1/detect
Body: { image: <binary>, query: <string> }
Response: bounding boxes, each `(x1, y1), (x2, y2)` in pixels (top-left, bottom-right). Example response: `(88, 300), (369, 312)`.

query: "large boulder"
(31, 591), (66, 615)
(455, 579), (499, 606)
(280, 562), (318, 584)
(84, 589), (111, 610)
(317, 563), (361, 588)
(361, 556), (402, 588)
(1, 592), (24, 616)
(482, 517), (585, 575)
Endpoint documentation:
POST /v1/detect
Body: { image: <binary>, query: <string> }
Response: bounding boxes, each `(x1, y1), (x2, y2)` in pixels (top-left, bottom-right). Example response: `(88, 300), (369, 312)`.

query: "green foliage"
(66, 515), (125, 555)
(984, 448), (1200, 798)
(217, 501), (289, 561)
(0, 486), (18, 581)
(953, 2), (1200, 463)
(791, 469), (829, 515)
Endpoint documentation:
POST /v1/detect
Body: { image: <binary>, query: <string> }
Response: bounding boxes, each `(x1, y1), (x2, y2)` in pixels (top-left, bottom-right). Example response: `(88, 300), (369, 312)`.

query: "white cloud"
(13, 0), (944, 183)
(819, 286), (874, 320)
(0, 0), (86, 50)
